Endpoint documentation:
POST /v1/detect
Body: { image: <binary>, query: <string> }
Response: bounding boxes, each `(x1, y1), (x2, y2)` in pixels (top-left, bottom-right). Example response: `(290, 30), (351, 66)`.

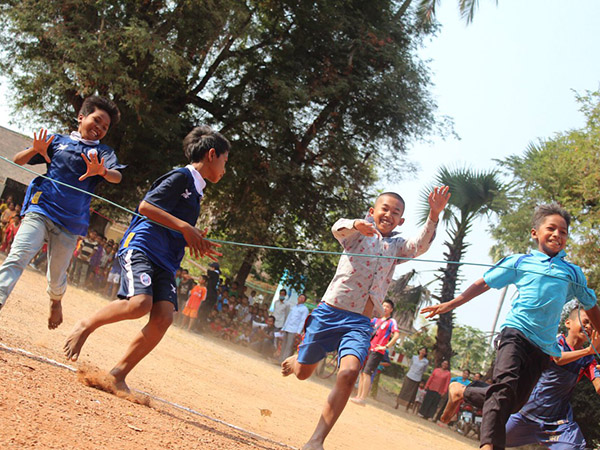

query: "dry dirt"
(0, 263), (478, 449)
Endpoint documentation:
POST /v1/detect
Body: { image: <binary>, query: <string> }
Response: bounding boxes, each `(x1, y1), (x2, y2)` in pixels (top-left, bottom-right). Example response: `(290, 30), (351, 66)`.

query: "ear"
(531, 228), (538, 241)
(368, 206), (375, 216)
(77, 114), (84, 124)
(398, 218), (405, 226)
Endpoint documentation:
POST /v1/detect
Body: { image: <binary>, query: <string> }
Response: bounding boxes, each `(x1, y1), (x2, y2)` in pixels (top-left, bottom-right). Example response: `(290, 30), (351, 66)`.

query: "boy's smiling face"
(531, 213), (568, 257)
(78, 107), (111, 141)
(202, 149), (228, 183)
(369, 194), (405, 236)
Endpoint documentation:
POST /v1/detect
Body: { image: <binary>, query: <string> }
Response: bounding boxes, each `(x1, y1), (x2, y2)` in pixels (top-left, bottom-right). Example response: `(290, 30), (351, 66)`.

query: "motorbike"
(453, 402), (482, 440)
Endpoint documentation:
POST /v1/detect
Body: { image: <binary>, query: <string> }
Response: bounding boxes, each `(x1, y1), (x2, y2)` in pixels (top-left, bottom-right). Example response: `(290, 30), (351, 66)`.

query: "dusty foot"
(440, 382), (466, 423)
(63, 320), (91, 361)
(281, 355), (297, 377)
(350, 397), (366, 406)
(110, 374), (131, 394)
(48, 299), (63, 329)
(301, 440), (324, 450)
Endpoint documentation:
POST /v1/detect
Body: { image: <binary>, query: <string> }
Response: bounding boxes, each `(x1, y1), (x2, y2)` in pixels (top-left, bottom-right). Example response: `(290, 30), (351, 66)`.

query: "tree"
(491, 91), (600, 289)
(0, 0), (444, 294)
(450, 324), (493, 373)
(415, 0), (498, 24)
(419, 166), (506, 366)
(387, 269), (432, 333)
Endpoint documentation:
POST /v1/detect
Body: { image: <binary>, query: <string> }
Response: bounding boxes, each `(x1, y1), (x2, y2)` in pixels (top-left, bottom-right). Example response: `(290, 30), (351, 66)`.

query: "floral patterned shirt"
(322, 214), (438, 317)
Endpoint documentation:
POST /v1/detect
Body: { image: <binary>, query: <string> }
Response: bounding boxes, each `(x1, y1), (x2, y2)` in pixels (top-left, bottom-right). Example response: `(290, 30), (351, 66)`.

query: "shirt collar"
(186, 164), (206, 196)
(531, 249), (567, 260)
(70, 131), (100, 146)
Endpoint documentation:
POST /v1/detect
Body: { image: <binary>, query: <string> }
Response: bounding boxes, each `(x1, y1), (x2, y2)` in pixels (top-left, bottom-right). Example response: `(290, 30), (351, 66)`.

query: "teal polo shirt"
(483, 250), (597, 357)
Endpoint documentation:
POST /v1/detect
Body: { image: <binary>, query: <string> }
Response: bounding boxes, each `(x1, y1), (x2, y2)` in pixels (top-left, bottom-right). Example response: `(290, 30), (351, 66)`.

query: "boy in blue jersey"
(422, 203), (600, 450)
(63, 125), (228, 392)
(505, 306), (600, 449)
(0, 96), (123, 329)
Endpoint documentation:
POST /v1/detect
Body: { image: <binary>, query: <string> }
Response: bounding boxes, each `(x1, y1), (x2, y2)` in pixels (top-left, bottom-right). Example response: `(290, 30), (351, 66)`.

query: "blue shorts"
(118, 249), (178, 311)
(297, 302), (372, 366)
(506, 412), (586, 450)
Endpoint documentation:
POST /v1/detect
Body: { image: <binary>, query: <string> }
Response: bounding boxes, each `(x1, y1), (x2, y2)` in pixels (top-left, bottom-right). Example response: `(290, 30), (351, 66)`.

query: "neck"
(565, 332), (584, 350)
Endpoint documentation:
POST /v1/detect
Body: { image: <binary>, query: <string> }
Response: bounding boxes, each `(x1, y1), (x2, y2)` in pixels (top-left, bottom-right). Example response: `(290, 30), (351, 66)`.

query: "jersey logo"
(181, 189), (192, 199)
(31, 191), (42, 204)
(170, 284), (177, 294)
(56, 144), (68, 151)
(140, 273), (152, 286)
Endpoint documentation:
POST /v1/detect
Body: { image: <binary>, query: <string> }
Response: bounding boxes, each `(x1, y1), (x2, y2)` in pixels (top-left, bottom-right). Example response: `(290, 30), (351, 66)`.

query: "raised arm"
(421, 278), (490, 319)
(14, 128), (54, 165)
(553, 330), (600, 365)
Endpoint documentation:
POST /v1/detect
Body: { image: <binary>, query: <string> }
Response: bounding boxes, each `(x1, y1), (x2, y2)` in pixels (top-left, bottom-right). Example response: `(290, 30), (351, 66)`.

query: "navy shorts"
(118, 249), (178, 311)
(506, 412), (586, 449)
(297, 302), (372, 366)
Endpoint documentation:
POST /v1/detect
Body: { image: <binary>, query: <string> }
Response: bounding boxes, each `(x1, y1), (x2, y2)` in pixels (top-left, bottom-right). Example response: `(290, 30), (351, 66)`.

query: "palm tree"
(419, 166), (506, 366)
(415, 0), (498, 24)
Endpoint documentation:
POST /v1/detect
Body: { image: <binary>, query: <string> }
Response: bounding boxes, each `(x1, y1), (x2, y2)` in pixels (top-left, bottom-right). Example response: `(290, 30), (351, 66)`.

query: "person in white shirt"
(272, 288), (290, 329)
(279, 293), (310, 363)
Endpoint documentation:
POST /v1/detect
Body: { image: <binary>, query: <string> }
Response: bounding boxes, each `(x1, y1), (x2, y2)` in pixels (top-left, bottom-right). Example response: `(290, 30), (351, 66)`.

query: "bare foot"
(48, 300), (63, 329)
(350, 397), (366, 406)
(63, 320), (92, 361)
(302, 440), (324, 450)
(281, 355), (297, 377)
(440, 382), (466, 423)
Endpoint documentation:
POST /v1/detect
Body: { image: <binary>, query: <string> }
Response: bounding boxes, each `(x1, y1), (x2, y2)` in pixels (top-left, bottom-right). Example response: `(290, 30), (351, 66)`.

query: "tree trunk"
(234, 247), (259, 287)
(434, 220), (467, 368)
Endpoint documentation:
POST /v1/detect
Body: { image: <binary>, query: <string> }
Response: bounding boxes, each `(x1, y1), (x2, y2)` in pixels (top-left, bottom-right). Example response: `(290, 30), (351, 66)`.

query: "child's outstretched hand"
(183, 226), (222, 261)
(421, 301), (454, 319)
(353, 219), (382, 238)
(33, 128), (54, 163)
(588, 329), (600, 355)
(79, 150), (107, 181)
(428, 185), (451, 221)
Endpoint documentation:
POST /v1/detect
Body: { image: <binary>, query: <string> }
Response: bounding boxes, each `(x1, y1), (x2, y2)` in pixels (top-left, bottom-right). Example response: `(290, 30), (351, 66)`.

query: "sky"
(386, 0), (600, 337)
(1, 1), (599, 338)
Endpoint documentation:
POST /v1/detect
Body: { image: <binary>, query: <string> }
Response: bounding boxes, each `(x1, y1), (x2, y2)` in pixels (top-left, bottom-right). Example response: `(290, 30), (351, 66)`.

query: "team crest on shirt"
(140, 273), (152, 286)
(181, 189), (192, 199)
(57, 144), (68, 151)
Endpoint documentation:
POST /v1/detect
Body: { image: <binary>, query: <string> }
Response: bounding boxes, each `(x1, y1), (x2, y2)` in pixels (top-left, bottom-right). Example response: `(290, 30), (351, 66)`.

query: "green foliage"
(0, 0), (444, 294)
(572, 378), (600, 447)
(450, 324), (493, 373)
(491, 91), (600, 290)
(399, 327), (436, 359)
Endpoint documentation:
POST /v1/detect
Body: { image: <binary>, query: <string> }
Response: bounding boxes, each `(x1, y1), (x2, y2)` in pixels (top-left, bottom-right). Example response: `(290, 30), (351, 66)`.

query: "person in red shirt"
(351, 299), (400, 405)
(419, 360), (451, 419)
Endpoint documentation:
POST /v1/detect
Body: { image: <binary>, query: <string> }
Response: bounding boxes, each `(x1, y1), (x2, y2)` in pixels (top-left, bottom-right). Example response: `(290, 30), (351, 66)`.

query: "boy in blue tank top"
(63, 125), (228, 392)
(0, 96), (123, 329)
(422, 203), (600, 450)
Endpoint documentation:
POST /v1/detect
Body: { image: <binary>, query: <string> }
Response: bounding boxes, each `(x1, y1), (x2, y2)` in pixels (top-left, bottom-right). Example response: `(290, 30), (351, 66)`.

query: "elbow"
(138, 201), (151, 215)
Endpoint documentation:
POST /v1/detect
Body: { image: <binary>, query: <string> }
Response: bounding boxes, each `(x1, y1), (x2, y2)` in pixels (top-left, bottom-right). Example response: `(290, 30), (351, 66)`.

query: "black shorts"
(118, 249), (178, 311)
(362, 351), (385, 375)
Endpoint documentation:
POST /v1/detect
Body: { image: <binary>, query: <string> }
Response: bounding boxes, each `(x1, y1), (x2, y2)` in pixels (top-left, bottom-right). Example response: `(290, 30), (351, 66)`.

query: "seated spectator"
(251, 315), (277, 357)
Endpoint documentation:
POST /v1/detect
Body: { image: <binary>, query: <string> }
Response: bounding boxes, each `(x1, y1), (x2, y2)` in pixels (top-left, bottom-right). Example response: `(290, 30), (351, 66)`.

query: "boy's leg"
(64, 294), (153, 361)
(0, 213), (48, 310)
(109, 300), (174, 391)
(304, 354), (361, 450)
(45, 221), (78, 329)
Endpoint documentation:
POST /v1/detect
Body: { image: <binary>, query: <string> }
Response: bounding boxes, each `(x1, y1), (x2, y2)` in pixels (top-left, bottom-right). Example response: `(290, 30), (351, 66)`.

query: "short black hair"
(532, 203), (571, 230)
(383, 299), (395, 309)
(183, 125), (231, 163)
(377, 192), (405, 208)
(463, 368), (471, 375)
(280, 289), (287, 295)
(79, 95), (120, 126)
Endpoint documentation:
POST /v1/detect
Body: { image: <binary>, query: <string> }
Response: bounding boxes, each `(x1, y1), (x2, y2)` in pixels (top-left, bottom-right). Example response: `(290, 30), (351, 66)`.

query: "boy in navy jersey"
(505, 307), (600, 449)
(0, 96), (123, 329)
(64, 125), (228, 392)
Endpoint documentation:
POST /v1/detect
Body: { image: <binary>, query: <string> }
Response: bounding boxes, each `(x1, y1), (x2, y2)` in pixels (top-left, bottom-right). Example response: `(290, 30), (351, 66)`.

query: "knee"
(151, 312), (173, 331)
(337, 367), (360, 386)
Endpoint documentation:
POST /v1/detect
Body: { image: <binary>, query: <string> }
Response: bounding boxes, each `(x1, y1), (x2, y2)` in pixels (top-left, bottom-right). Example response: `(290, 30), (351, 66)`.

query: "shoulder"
(97, 143), (116, 154)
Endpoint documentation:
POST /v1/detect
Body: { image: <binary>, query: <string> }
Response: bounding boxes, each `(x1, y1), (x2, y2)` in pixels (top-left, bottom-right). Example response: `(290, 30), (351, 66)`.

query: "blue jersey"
(519, 334), (598, 424)
(450, 376), (471, 386)
(483, 250), (597, 356)
(22, 133), (125, 236)
(119, 166), (204, 274)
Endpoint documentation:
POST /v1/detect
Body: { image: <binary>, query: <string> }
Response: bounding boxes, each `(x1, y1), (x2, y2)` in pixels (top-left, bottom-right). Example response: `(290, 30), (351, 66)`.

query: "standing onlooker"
(272, 288), (290, 330)
(0, 216), (21, 253)
(396, 347), (429, 410)
(419, 360), (451, 419)
(198, 262), (221, 327)
(71, 229), (98, 286)
(105, 244), (121, 299)
(177, 269), (196, 312)
(351, 299), (400, 405)
(279, 293), (310, 363)
(181, 275), (207, 330)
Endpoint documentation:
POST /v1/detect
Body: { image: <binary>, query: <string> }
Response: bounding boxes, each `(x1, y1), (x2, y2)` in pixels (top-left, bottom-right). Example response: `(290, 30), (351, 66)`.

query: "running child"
(282, 186), (450, 449)
(63, 125), (228, 392)
(422, 203), (600, 450)
(504, 306), (600, 449)
(0, 96), (123, 328)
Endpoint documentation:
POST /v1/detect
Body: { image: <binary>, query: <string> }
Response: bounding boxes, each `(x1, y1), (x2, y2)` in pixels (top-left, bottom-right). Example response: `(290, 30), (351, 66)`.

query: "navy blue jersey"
(119, 167), (204, 274)
(22, 133), (125, 235)
(520, 334), (598, 424)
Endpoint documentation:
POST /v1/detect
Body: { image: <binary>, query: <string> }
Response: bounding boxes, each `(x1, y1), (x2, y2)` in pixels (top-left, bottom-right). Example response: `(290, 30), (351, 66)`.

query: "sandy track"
(0, 264), (477, 449)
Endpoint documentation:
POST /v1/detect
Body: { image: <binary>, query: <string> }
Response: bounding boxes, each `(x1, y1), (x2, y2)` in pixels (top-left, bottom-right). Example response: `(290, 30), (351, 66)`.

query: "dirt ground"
(0, 264), (478, 449)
